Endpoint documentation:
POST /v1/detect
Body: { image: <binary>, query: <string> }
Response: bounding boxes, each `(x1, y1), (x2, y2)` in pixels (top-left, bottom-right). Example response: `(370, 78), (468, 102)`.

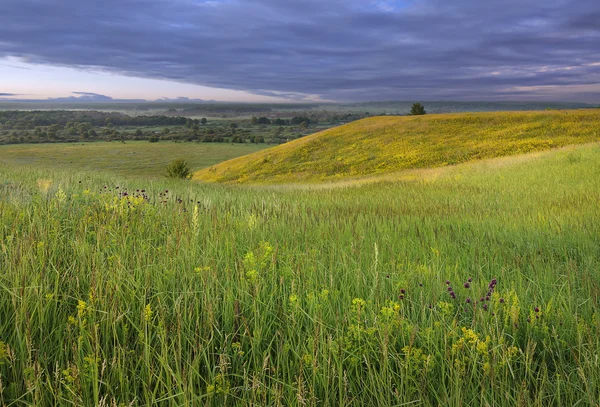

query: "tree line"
(0, 111), (189, 128)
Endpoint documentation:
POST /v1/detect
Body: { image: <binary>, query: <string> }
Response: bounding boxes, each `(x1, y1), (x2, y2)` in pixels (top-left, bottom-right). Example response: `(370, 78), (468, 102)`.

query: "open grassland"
(194, 109), (600, 184)
(1, 143), (599, 406)
(0, 142), (268, 178)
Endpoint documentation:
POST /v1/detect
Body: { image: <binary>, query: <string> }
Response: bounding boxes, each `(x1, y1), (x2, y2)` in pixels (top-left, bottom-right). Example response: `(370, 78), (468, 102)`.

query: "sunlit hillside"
(194, 109), (600, 184)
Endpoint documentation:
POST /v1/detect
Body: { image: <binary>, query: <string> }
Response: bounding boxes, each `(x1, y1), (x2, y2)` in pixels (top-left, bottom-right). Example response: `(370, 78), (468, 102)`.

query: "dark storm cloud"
(0, 0), (599, 101)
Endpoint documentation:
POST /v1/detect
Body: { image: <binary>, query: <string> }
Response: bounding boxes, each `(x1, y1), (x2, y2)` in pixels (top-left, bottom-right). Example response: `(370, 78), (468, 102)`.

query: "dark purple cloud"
(0, 0), (599, 101)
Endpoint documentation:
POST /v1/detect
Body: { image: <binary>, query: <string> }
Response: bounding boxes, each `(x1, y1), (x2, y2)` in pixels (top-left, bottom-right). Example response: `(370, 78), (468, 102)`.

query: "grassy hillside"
(194, 109), (600, 184)
(0, 141), (268, 178)
(1, 143), (600, 405)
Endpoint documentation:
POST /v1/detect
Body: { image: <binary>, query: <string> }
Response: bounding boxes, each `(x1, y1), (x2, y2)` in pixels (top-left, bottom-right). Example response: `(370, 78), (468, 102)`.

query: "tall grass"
(1, 143), (599, 406)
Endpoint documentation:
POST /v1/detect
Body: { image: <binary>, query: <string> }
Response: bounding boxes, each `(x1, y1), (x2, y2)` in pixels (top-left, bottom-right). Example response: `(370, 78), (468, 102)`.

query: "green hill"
(193, 109), (600, 184)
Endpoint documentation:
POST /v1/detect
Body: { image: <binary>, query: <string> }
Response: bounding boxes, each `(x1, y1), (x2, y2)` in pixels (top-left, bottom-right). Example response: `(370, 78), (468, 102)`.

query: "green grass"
(0, 141), (268, 178)
(194, 109), (600, 183)
(1, 142), (599, 405)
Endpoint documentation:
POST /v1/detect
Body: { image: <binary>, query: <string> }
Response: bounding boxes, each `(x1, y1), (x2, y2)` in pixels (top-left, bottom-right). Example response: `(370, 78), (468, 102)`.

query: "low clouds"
(0, 93), (18, 96)
(45, 92), (144, 102)
(70, 92), (114, 101)
(0, 0), (599, 101)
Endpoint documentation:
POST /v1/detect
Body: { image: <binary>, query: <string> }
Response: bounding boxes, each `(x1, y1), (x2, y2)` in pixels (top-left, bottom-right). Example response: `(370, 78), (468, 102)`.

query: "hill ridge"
(193, 109), (600, 184)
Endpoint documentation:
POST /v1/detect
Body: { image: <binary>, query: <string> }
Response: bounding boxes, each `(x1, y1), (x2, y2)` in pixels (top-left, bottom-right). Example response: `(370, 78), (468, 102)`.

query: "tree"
(410, 103), (426, 115)
(291, 116), (310, 125)
(200, 118), (208, 125)
(165, 158), (192, 179)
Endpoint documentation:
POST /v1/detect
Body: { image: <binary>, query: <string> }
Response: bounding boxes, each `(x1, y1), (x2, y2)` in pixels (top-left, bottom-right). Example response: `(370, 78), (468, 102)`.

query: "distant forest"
(0, 110), (367, 145)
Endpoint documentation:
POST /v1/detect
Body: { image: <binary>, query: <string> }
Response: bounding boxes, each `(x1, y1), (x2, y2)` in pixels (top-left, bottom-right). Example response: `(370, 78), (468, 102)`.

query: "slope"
(193, 109), (600, 184)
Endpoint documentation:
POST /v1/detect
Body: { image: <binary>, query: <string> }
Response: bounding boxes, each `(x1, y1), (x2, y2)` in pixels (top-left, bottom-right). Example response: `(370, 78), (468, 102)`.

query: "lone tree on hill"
(165, 158), (192, 179)
(410, 103), (426, 115)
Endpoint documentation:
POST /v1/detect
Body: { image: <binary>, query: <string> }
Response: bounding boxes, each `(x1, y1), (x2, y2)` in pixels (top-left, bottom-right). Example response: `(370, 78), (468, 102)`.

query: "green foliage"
(165, 158), (192, 179)
(410, 102), (426, 115)
(0, 143), (599, 405)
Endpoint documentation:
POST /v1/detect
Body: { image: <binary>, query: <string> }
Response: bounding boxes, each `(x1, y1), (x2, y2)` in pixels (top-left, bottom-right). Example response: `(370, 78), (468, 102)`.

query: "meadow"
(195, 109), (600, 183)
(1, 139), (599, 405)
(0, 142), (267, 178)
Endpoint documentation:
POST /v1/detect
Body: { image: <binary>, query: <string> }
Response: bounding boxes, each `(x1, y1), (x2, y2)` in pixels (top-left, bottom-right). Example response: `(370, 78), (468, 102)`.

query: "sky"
(0, 0), (599, 103)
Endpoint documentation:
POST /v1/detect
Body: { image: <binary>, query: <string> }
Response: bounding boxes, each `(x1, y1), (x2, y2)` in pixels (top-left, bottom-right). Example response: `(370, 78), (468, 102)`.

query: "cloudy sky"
(1, 0), (599, 102)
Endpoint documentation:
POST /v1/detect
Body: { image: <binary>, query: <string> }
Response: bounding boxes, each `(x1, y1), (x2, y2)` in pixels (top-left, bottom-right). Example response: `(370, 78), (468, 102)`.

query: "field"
(0, 142), (268, 178)
(195, 109), (600, 183)
(1, 136), (599, 405)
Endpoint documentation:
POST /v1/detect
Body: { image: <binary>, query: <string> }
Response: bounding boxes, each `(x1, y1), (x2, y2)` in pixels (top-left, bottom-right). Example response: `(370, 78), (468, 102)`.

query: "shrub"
(165, 158), (192, 179)
(410, 103), (426, 115)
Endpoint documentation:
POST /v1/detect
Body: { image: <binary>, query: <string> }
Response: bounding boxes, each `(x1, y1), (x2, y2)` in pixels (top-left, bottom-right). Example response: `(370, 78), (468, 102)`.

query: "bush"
(410, 103), (426, 115)
(165, 158), (192, 179)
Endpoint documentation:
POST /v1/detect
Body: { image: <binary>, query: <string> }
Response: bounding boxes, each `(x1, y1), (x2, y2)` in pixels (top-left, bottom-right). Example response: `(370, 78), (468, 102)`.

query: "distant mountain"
(155, 97), (213, 103)
(0, 92), (145, 103)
